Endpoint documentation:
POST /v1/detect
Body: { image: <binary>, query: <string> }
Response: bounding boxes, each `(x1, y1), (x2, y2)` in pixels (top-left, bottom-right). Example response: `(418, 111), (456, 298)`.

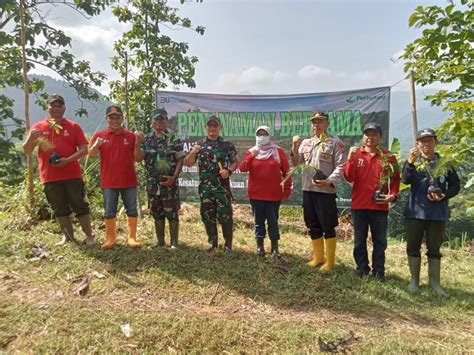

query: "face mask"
(256, 136), (270, 145)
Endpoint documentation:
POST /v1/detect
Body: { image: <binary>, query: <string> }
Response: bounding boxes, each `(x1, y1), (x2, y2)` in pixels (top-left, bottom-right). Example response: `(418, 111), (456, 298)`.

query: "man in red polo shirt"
(89, 105), (141, 250)
(23, 94), (95, 246)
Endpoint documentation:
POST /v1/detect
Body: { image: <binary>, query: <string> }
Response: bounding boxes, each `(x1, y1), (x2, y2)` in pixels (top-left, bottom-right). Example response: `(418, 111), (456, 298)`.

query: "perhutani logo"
(346, 94), (387, 103)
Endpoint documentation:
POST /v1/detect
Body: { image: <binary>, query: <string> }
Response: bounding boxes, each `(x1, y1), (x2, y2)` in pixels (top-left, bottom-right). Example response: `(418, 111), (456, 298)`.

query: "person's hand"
(249, 147), (259, 156)
(407, 147), (419, 164)
(348, 146), (358, 160)
(53, 156), (70, 168)
(29, 129), (42, 140)
(312, 179), (332, 187)
(92, 137), (106, 149)
(134, 131), (145, 145)
(427, 192), (445, 202)
(374, 194), (396, 204)
(159, 175), (176, 187)
(191, 144), (201, 155)
(219, 169), (230, 179)
(292, 135), (302, 146)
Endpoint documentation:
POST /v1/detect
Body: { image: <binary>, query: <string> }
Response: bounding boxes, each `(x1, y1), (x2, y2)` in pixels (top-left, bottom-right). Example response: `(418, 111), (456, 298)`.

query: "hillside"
(1, 75), (111, 135)
(2, 76), (448, 153)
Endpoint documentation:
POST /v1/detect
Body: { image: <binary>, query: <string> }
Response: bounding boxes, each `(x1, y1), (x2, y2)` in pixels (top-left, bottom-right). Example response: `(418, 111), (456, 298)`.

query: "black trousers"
(405, 218), (445, 259)
(302, 191), (338, 239)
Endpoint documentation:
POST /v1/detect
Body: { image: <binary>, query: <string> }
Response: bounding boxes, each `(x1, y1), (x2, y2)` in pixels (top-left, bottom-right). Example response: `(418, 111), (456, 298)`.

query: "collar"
(107, 127), (125, 135)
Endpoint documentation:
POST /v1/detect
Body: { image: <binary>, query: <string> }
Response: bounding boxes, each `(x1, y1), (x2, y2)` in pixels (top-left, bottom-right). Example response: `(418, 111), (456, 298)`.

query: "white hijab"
(251, 125), (280, 163)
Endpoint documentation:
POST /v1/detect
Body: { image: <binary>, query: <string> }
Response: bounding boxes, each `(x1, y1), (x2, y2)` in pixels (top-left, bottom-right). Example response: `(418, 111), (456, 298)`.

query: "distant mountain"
(2, 76), (448, 153)
(1, 75), (111, 135)
(390, 89), (448, 154)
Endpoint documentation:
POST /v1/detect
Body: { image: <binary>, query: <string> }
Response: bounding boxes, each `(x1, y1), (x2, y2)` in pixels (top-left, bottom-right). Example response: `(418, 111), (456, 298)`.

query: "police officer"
(290, 111), (346, 271)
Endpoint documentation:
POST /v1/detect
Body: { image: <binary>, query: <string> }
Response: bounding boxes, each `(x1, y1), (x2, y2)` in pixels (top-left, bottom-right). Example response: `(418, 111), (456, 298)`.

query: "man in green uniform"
(184, 115), (239, 252)
(135, 109), (184, 249)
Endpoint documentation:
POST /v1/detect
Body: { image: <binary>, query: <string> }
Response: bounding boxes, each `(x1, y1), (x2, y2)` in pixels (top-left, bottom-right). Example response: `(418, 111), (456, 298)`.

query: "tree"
(109, 0), (205, 131)
(400, 0), (473, 176)
(0, 0), (112, 201)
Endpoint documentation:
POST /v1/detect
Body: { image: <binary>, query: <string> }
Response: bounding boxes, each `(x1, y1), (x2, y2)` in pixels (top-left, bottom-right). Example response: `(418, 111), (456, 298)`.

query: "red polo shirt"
(31, 118), (88, 184)
(344, 146), (400, 211)
(91, 128), (138, 189)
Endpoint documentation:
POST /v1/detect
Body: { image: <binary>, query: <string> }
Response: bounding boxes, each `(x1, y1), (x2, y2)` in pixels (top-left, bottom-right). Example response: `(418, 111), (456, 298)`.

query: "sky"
(30, 0), (449, 96)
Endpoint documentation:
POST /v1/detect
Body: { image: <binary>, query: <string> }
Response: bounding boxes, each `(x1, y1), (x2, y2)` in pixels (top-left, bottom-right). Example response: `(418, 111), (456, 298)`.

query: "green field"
(1, 204), (473, 353)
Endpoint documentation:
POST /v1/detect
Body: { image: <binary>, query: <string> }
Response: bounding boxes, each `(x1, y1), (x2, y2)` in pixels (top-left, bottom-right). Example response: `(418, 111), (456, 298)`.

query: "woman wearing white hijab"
(239, 125), (292, 257)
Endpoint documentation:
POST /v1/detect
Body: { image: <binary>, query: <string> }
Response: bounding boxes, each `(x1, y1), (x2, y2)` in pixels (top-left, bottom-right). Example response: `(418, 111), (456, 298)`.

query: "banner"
(157, 86), (391, 207)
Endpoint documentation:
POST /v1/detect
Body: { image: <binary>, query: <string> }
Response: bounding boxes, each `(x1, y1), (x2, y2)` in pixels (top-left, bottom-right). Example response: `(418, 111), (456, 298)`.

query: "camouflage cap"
(151, 108), (168, 120)
(206, 115), (222, 125)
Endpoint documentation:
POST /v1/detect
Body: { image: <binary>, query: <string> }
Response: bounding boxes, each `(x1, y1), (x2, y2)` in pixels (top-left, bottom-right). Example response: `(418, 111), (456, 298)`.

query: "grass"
(0, 204), (473, 353)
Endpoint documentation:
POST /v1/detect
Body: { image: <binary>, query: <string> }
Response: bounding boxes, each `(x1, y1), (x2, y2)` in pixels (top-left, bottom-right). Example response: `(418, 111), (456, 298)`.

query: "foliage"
(375, 141), (400, 188)
(109, 0), (205, 132)
(400, 0), (473, 174)
(414, 153), (452, 182)
(0, 0), (111, 184)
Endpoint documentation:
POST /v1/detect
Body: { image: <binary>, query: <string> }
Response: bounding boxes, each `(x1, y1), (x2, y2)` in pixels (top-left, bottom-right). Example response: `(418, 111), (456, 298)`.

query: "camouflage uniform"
(142, 130), (184, 219)
(195, 136), (238, 248)
(142, 130), (184, 247)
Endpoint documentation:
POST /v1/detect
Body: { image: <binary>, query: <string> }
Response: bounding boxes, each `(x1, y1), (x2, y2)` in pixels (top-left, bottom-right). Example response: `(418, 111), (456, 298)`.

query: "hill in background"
(1, 75), (111, 135)
(2, 75), (448, 153)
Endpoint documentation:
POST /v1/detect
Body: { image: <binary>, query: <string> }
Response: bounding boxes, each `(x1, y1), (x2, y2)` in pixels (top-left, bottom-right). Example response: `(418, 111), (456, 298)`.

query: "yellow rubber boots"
(320, 238), (336, 272)
(127, 216), (142, 248)
(101, 218), (117, 250)
(307, 238), (325, 267)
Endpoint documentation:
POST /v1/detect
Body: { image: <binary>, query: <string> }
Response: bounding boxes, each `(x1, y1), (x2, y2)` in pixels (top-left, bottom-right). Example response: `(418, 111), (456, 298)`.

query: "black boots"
(204, 222), (218, 251)
(271, 239), (280, 258)
(256, 238), (280, 258)
(154, 218), (179, 250)
(169, 220), (179, 250)
(221, 222), (233, 252)
(256, 237), (265, 257)
(154, 218), (165, 247)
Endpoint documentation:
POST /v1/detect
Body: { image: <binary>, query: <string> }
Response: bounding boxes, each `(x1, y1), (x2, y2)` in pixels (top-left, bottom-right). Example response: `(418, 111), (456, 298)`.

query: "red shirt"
(31, 118), (88, 184)
(344, 146), (400, 211)
(239, 147), (292, 201)
(91, 129), (138, 189)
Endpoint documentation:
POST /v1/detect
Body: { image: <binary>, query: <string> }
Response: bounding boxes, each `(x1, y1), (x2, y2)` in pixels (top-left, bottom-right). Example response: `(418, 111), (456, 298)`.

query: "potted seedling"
(416, 154), (449, 199)
(281, 133), (332, 187)
(372, 146), (399, 202)
(156, 156), (172, 182)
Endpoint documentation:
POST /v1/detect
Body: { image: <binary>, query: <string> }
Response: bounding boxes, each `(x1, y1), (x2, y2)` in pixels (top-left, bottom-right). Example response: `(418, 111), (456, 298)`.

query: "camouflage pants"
(149, 190), (180, 221)
(199, 186), (233, 225)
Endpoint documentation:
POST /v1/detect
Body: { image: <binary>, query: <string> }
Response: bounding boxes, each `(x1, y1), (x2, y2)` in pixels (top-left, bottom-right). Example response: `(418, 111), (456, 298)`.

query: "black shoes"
(256, 238), (265, 257)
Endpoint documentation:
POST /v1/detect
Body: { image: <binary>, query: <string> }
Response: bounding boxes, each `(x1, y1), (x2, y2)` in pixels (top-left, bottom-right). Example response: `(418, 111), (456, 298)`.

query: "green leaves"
(0, 0), (110, 184)
(109, 0), (205, 131)
(401, 0), (473, 195)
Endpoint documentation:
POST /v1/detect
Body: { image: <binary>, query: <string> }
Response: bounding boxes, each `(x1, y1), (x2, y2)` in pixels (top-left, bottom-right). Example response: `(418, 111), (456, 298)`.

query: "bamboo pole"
(409, 70), (419, 145)
(19, 0), (35, 210)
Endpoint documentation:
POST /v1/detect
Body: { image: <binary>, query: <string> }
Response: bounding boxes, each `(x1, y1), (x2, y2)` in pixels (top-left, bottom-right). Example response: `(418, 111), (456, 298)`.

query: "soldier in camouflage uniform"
(135, 109), (184, 249)
(184, 115), (239, 252)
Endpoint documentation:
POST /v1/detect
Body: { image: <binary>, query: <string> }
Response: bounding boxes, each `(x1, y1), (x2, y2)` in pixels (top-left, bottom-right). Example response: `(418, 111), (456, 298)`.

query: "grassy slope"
(0, 204), (473, 353)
